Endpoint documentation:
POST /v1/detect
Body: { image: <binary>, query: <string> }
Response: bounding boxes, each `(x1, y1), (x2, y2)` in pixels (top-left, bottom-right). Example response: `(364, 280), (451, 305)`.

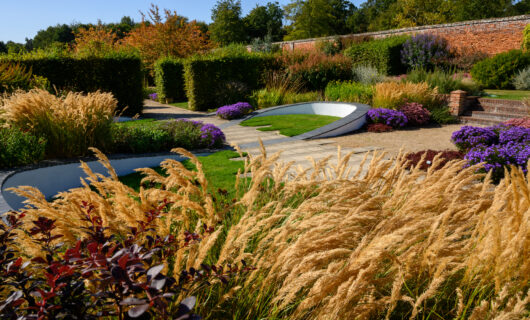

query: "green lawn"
(484, 89), (530, 100)
(169, 101), (189, 109)
(118, 150), (246, 198)
(113, 118), (159, 128)
(240, 114), (340, 137)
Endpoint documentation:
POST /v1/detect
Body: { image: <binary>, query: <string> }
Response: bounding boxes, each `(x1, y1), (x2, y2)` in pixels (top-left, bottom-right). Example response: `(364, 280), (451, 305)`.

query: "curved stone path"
(143, 100), (380, 173)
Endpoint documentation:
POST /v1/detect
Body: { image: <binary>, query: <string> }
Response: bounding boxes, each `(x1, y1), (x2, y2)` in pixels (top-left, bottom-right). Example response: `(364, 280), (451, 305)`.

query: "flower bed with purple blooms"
(366, 108), (408, 128)
(149, 93), (158, 101)
(111, 119), (225, 153)
(451, 124), (530, 182)
(216, 102), (255, 120)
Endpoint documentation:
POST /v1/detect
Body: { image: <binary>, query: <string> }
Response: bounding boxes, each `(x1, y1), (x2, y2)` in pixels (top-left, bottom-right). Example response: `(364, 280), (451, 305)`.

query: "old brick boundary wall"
(273, 15), (530, 56)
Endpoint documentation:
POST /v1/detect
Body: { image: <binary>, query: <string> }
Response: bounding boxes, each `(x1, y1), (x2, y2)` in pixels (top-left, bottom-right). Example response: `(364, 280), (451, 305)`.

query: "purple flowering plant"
(366, 108), (408, 128)
(401, 34), (449, 70)
(161, 119), (225, 149)
(217, 102), (255, 120)
(451, 126), (498, 152)
(149, 93), (158, 101)
(452, 124), (530, 182)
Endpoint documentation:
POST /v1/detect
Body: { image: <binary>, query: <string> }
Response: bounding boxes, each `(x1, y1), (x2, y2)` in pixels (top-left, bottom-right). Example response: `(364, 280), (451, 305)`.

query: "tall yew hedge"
(0, 53), (144, 115)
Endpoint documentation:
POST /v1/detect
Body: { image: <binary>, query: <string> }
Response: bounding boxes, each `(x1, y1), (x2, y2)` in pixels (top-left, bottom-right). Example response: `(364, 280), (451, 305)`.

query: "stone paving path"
(143, 100), (380, 175)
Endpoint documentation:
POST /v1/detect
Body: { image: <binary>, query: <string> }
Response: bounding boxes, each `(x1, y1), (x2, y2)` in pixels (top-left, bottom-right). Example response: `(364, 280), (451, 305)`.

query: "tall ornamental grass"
(6, 144), (530, 319)
(0, 89), (116, 157)
(373, 81), (441, 109)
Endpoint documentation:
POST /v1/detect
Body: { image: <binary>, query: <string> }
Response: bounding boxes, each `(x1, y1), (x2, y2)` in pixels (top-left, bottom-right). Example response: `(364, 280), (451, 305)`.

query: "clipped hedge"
(184, 54), (277, 111)
(471, 50), (530, 89)
(154, 57), (186, 103)
(344, 36), (409, 75)
(0, 53), (143, 115)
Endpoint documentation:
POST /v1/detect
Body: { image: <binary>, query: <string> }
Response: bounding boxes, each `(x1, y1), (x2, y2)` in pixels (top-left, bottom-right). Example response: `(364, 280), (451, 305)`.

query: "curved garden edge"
(219, 101), (371, 139)
(0, 150), (218, 213)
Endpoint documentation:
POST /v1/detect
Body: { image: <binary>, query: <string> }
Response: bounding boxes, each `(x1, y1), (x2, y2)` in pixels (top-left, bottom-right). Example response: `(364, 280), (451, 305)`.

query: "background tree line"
(1, 0), (529, 53)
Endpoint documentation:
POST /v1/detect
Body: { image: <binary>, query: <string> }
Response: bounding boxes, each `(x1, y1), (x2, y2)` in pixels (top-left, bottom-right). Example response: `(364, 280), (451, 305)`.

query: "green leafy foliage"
(430, 106), (458, 124)
(0, 126), (46, 168)
(109, 119), (225, 153)
(0, 52), (143, 115)
(344, 36), (409, 75)
(183, 53), (277, 111)
(209, 0), (246, 46)
(523, 24), (530, 51)
(154, 57), (186, 103)
(250, 88), (320, 108)
(324, 81), (373, 104)
(471, 50), (530, 89)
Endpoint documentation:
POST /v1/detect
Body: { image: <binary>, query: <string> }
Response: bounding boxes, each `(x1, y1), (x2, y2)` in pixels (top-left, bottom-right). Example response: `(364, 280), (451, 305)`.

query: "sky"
(0, 0), (365, 43)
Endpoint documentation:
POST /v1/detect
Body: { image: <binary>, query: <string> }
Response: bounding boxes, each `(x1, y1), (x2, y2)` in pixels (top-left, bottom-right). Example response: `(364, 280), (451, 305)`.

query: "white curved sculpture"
(238, 101), (370, 139)
(1, 154), (187, 211)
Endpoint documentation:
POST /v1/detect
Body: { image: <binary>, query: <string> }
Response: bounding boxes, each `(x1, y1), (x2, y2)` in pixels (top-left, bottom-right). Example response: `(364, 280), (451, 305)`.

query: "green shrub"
(430, 106), (458, 124)
(344, 36), (409, 75)
(0, 126), (46, 168)
(154, 57), (186, 103)
(405, 69), (481, 94)
(183, 53), (276, 111)
(109, 119), (225, 153)
(110, 125), (172, 153)
(0, 52), (144, 115)
(351, 65), (385, 85)
(513, 66), (530, 90)
(324, 81), (373, 104)
(471, 50), (530, 89)
(281, 52), (353, 91)
(250, 88), (320, 109)
(523, 24), (530, 51)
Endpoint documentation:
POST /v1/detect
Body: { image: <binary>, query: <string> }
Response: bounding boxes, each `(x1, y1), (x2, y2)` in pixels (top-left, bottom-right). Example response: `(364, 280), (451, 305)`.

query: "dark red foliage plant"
(399, 102), (431, 126)
(405, 150), (464, 171)
(367, 123), (394, 133)
(0, 201), (253, 320)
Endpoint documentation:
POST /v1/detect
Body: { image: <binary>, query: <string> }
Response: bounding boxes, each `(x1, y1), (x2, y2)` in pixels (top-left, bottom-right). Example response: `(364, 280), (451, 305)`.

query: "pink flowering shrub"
(399, 102), (430, 126)
(503, 117), (530, 128)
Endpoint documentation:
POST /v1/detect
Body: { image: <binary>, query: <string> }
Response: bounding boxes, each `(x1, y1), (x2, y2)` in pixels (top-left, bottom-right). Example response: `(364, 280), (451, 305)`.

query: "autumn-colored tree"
(123, 5), (212, 69)
(74, 25), (119, 56)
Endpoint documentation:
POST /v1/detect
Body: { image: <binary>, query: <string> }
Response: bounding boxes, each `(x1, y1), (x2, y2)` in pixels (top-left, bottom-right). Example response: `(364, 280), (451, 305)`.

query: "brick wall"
(272, 15), (530, 56)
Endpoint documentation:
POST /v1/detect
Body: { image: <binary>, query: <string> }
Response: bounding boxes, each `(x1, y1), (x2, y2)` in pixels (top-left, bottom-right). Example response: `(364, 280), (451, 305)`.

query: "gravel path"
(321, 124), (467, 156)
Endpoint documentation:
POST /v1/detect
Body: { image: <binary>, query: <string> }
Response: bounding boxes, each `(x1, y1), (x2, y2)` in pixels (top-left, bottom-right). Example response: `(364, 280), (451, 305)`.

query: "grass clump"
(405, 68), (481, 94)
(240, 114), (339, 136)
(373, 81), (441, 109)
(5, 145), (530, 319)
(0, 89), (116, 158)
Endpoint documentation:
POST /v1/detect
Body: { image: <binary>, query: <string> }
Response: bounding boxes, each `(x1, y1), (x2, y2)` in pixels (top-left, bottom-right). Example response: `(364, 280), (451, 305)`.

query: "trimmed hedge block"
(154, 57), (185, 103)
(0, 54), (144, 116)
(183, 55), (276, 111)
(344, 36), (409, 75)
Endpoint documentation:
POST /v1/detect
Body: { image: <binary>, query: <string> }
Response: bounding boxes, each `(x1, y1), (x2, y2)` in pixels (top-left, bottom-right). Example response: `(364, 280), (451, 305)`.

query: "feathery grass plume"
(5, 143), (530, 319)
(373, 81), (441, 109)
(0, 89), (116, 157)
(212, 147), (529, 319)
(8, 148), (220, 268)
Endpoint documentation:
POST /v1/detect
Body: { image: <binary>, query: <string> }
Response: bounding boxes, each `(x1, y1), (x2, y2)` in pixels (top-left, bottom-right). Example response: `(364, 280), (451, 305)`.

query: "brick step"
(472, 104), (530, 115)
(464, 111), (522, 121)
(459, 116), (503, 126)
